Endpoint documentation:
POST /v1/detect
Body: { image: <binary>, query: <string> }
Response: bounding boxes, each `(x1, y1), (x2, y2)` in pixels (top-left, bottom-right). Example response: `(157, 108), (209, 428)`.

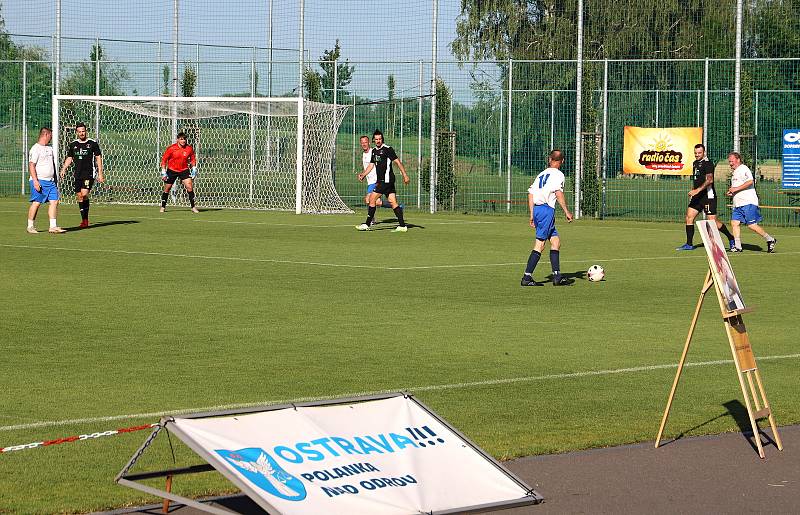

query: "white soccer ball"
(587, 264), (605, 282)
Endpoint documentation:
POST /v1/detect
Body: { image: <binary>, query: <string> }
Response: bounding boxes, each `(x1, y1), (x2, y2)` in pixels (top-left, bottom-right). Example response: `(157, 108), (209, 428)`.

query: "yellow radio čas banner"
(623, 127), (703, 175)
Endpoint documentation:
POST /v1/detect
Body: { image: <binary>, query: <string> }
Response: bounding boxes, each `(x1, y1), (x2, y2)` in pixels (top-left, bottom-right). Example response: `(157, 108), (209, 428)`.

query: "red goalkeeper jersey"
(161, 143), (196, 172)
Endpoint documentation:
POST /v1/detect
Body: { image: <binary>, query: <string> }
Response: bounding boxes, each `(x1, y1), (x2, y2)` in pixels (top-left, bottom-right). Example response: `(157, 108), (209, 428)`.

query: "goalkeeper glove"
(160, 168), (168, 182)
(190, 166), (197, 179)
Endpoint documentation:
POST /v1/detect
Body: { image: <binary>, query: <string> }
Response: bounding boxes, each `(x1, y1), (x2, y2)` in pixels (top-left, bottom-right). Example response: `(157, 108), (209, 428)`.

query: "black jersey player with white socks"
(356, 130), (410, 232)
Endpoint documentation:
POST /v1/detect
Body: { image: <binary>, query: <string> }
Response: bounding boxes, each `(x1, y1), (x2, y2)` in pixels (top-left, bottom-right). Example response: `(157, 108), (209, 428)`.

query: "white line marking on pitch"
(0, 244), (384, 269)
(2, 353), (798, 432)
(4, 243), (799, 271)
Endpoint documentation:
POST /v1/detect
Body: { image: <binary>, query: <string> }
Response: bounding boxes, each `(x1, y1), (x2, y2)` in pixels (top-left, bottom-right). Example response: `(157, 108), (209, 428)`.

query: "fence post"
(574, 0), (584, 219)
(733, 0), (743, 152)
(333, 59), (338, 183)
(95, 37), (101, 141)
(250, 50), (256, 203)
(196, 43), (200, 94)
(498, 87), (503, 177)
(429, 0), (438, 214)
(550, 89), (555, 151)
(703, 58), (709, 149)
(417, 59), (423, 209)
(506, 58), (513, 212)
(655, 89), (659, 127)
(171, 0), (178, 140)
(22, 60), (27, 195)
(601, 58), (609, 219)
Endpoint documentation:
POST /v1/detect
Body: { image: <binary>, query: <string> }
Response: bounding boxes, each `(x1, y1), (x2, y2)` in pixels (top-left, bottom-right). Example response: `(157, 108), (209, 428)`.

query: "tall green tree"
(60, 44), (128, 96)
(181, 65), (197, 97)
(304, 40), (355, 104)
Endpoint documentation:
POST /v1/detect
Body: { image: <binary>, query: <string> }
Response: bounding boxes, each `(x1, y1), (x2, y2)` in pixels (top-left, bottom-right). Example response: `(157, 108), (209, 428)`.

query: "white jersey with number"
(731, 164), (759, 207)
(29, 143), (56, 181)
(528, 167), (565, 208)
(362, 148), (376, 185)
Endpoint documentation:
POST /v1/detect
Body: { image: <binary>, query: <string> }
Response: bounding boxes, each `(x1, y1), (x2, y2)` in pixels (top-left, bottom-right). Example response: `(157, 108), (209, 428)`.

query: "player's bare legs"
(180, 177), (199, 213)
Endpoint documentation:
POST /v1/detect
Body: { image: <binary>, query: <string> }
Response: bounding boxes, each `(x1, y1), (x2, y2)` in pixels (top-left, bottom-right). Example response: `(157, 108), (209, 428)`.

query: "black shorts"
(73, 176), (95, 193)
(373, 182), (396, 196)
(165, 170), (191, 184)
(688, 195), (717, 215)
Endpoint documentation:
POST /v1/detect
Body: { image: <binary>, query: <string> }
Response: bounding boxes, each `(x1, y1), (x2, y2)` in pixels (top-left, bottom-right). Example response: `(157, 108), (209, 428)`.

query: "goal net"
(53, 96), (351, 214)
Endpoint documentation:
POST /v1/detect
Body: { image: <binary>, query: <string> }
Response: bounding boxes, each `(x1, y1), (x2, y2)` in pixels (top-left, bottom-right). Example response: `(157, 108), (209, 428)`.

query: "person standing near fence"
(160, 132), (199, 213)
(59, 122), (104, 228)
(27, 127), (66, 234)
(677, 144), (735, 251)
(726, 151), (776, 253)
(520, 149), (573, 287)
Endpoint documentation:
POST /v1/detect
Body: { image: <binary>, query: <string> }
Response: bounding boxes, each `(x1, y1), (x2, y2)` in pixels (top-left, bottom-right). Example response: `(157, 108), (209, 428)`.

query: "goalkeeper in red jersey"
(160, 132), (198, 213)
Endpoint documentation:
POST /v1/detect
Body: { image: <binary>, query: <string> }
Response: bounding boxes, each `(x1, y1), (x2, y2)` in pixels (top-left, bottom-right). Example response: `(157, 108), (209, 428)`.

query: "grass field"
(0, 197), (798, 514)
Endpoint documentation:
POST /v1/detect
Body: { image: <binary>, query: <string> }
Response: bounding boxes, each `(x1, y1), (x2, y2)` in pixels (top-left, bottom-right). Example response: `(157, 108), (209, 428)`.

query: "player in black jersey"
(677, 144), (734, 250)
(356, 130), (410, 232)
(59, 122), (104, 228)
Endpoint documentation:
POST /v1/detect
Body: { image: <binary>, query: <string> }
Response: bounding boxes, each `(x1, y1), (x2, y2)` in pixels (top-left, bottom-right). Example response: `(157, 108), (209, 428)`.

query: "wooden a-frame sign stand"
(655, 268), (783, 458)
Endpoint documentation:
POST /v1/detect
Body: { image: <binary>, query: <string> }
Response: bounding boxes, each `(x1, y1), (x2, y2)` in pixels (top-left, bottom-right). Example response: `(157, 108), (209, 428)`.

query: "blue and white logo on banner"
(216, 448), (307, 501)
(782, 129), (800, 189)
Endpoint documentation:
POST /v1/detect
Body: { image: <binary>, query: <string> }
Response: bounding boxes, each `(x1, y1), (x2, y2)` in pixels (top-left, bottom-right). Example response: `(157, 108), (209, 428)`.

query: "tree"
(304, 40), (355, 104)
(422, 79), (458, 208)
(60, 44), (128, 96)
(181, 65), (197, 97)
(162, 65), (170, 96)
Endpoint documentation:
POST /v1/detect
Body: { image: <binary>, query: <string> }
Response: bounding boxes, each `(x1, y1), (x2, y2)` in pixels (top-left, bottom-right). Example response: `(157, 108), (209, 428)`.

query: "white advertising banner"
(167, 395), (537, 515)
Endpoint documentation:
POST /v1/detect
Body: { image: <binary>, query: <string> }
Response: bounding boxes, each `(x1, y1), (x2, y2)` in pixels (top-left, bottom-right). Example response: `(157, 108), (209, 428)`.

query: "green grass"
(0, 198), (798, 513)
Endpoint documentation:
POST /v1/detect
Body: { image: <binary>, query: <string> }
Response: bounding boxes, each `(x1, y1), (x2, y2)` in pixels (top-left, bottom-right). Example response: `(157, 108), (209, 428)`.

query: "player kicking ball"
(356, 130), (409, 232)
(520, 149), (574, 287)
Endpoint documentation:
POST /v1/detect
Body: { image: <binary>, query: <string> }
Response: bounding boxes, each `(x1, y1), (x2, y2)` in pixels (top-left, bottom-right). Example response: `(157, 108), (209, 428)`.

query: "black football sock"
(550, 249), (561, 276)
(188, 190), (196, 207)
(525, 250), (541, 275)
(365, 206), (376, 225)
(393, 206), (405, 227)
(83, 198), (90, 220)
(685, 224), (694, 246)
(718, 223), (733, 240)
(161, 192), (169, 207)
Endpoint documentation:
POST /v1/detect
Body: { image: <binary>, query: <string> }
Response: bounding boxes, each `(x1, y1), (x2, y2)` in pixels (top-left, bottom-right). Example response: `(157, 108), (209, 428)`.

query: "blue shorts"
(731, 204), (762, 225)
(29, 179), (60, 203)
(366, 183), (377, 194)
(533, 204), (558, 241)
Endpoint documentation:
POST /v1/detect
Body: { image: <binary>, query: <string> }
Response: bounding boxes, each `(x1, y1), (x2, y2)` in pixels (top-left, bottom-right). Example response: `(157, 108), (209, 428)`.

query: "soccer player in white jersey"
(358, 135), (387, 217)
(27, 127), (66, 234)
(725, 151), (776, 253)
(521, 149), (573, 286)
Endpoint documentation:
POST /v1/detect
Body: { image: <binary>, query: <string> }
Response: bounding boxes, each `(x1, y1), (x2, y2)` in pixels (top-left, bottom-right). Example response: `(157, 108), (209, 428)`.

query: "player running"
(59, 122), (104, 228)
(520, 149), (574, 287)
(356, 130), (409, 232)
(676, 144), (735, 251)
(160, 132), (198, 213)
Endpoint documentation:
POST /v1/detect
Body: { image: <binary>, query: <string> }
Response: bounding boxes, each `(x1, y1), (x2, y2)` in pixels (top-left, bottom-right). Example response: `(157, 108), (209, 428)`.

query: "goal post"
(52, 95), (351, 214)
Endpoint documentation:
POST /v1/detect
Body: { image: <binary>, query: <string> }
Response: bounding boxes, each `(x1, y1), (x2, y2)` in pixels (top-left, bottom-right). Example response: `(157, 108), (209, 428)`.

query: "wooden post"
(655, 269), (713, 448)
(162, 474), (173, 513)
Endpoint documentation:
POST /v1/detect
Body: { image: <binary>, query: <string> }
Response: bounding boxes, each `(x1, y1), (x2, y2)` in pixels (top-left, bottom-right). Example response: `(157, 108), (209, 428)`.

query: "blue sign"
(782, 129), (800, 189)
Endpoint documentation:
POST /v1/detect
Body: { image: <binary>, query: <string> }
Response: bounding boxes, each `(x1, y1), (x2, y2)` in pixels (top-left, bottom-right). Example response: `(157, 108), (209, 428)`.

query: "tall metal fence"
(2, 1), (800, 225)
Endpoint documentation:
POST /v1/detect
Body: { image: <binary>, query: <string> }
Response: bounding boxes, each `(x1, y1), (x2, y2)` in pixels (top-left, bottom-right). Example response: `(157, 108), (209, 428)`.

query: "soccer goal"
(53, 95), (352, 214)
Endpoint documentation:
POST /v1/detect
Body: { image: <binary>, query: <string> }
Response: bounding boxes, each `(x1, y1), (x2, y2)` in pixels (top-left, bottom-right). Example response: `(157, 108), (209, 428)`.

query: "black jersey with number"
(67, 139), (102, 179)
(371, 144), (398, 184)
(691, 158), (716, 199)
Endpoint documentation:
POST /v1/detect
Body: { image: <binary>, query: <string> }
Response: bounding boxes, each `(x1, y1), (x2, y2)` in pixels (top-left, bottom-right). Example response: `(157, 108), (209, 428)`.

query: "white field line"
(0, 244), (384, 269)
(2, 353), (799, 433)
(4, 243), (799, 271)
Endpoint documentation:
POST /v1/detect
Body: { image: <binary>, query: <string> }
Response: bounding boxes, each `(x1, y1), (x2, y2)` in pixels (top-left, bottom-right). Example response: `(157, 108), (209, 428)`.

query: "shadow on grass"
(68, 220), (139, 231)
